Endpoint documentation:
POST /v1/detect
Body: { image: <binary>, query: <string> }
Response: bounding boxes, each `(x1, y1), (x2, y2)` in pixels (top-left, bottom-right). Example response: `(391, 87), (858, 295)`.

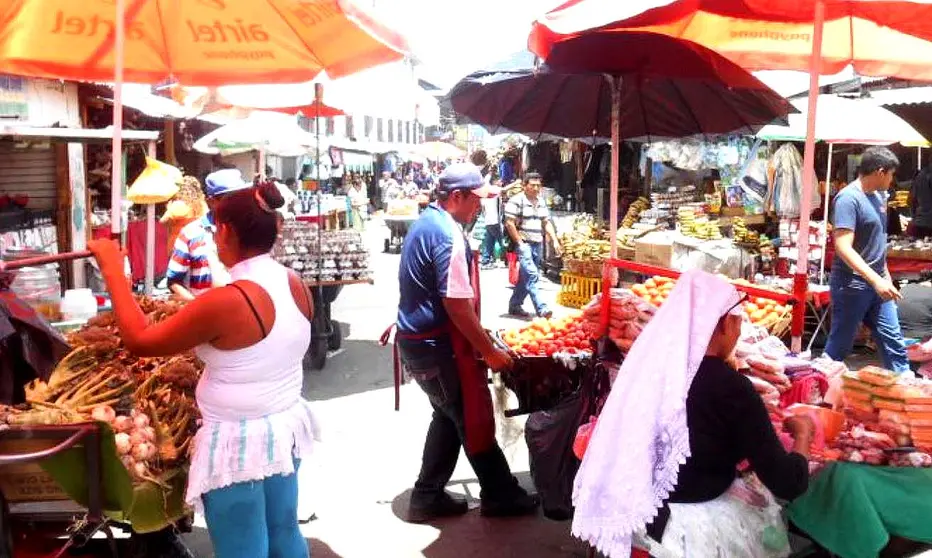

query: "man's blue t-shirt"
(397, 204), (475, 334)
(831, 180), (888, 286)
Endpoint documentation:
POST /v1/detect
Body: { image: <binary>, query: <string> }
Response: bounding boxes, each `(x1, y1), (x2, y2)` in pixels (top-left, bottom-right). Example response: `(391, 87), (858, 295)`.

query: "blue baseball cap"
(204, 169), (249, 198)
(437, 163), (500, 198)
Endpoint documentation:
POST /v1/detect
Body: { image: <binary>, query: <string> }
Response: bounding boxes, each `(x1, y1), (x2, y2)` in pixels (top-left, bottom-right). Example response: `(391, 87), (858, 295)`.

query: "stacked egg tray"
(273, 223), (372, 283)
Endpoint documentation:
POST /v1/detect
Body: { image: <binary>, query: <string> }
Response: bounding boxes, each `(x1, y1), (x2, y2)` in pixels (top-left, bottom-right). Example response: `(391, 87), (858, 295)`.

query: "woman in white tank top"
(89, 181), (317, 558)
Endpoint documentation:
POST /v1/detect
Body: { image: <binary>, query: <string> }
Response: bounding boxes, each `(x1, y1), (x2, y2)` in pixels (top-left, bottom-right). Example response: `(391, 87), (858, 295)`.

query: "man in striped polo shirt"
(166, 169), (249, 298)
(504, 172), (561, 318)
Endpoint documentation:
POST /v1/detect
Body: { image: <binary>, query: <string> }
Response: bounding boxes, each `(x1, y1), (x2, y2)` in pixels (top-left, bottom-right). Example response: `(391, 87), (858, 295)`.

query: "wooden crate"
(0, 439), (69, 503)
(558, 272), (602, 309)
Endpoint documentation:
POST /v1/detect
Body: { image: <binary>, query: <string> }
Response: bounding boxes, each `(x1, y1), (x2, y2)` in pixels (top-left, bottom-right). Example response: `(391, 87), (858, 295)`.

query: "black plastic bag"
(0, 290), (71, 404)
(525, 389), (595, 521)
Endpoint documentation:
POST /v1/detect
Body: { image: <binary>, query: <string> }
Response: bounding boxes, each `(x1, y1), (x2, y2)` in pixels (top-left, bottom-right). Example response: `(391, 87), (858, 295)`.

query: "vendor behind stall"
(572, 271), (813, 558)
(394, 163), (538, 523)
(166, 169), (249, 299)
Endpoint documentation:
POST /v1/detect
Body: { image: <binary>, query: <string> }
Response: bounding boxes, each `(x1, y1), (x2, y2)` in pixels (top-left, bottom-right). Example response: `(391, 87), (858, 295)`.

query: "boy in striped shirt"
(166, 169), (249, 298)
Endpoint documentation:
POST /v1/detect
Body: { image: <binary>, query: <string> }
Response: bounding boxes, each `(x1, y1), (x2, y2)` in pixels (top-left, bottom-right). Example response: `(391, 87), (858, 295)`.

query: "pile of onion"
(92, 405), (157, 479)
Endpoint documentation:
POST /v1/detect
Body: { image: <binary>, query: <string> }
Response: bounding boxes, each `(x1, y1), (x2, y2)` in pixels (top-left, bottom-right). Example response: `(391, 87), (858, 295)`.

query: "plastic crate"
(558, 272), (602, 309)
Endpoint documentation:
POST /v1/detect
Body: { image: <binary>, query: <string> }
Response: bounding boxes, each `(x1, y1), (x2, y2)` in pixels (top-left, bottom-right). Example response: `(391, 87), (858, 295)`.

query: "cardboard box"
(720, 206), (746, 217)
(0, 439), (69, 503)
(635, 232), (674, 268)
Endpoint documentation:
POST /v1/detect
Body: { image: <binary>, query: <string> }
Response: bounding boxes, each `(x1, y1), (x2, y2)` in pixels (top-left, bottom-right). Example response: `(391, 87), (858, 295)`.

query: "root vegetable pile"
(499, 315), (593, 357)
(10, 297), (201, 483)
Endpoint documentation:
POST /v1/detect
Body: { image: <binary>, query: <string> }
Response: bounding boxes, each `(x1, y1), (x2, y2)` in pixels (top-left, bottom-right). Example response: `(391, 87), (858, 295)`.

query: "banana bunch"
(733, 217), (760, 244)
(891, 190), (910, 209)
(621, 197), (650, 228)
(679, 208), (722, 240)
(563, 238), (611, 260)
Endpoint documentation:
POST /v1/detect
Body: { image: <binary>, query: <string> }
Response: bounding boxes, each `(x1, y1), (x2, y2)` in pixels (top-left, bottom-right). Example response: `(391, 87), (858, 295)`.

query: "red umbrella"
(530, 0), (932, 79)
(530, 0), (932, 349)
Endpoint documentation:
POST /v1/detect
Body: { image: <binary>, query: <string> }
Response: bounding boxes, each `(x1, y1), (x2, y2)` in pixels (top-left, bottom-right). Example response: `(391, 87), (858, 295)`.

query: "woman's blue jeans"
(824, 277), (910, 373)
(202, 459), (308, 558)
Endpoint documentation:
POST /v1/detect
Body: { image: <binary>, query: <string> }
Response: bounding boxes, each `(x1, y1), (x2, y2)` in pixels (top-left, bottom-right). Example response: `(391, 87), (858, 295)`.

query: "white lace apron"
(637, 477), (791, 558)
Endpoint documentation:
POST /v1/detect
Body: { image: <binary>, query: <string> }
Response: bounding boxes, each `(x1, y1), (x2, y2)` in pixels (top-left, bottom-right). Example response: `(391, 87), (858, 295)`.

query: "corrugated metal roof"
(868, 87), (932, 107)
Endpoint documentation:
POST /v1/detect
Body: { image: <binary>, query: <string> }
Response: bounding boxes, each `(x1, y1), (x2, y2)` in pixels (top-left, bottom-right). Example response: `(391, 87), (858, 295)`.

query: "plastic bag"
(525, 390), (594, 520)
(573, 416), (597, 460)
(0, 290), (70, 404)
(127, 157), (182, 205)
(506, 252), (518, 286)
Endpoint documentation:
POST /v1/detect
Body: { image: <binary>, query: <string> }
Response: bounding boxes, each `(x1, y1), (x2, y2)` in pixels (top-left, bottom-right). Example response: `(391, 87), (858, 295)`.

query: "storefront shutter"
(0, 142), (56, 210)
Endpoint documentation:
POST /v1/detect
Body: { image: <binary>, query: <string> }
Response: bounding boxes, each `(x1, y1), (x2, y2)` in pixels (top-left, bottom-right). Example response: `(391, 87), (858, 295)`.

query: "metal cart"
(382, 215), (418, 254)
(304, 279), (374, 371)
(0, 423), (116, 558)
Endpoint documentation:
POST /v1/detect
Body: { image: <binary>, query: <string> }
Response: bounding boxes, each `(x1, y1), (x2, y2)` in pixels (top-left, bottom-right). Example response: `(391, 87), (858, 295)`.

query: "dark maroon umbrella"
(447, 34), (792, 142)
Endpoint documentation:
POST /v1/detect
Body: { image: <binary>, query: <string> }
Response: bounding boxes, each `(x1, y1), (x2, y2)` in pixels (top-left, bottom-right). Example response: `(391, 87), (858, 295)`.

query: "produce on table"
(732, 218), (774, 256)
(560, 215), (611, 261)
(629, 275), (792, 330)
(678, 207), (722, 240)
(745, 354), (791, 393)
(499, 315), (593, 357)
(620, 197), (650, 229)
(890, 189), (910, 209)
(580, 289), (655, 352)
(11, 297), (201, 483)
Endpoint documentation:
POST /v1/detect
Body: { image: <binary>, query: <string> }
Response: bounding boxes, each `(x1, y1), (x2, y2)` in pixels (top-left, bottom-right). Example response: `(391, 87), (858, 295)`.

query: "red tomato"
(526, 341), (540, 353)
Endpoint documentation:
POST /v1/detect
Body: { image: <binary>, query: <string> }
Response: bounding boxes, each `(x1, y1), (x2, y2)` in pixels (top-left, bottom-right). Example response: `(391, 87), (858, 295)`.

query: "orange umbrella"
(0, 0), (404, 243)
(0, 0), (408, 84)
(529, 0), (932, 79)
(530, 0), (932, 350)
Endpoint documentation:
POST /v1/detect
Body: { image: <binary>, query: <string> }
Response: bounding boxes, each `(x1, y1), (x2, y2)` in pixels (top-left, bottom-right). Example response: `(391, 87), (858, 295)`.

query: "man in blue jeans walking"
(504, 173), (562, 318)
(825, 146), (910, 374)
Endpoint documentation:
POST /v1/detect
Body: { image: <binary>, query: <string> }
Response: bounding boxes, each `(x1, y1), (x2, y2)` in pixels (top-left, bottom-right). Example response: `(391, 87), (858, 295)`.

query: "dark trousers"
(397, 336), (520, 504)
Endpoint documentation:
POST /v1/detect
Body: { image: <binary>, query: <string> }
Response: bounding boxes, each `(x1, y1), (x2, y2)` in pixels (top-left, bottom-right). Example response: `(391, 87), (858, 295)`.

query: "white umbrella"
(758, 94), (929, 284)
(757, 94), (929, 146)
(193, 111), (322, 157)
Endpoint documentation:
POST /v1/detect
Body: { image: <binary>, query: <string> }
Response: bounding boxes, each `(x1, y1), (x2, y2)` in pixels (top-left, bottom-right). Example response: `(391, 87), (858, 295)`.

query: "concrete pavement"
(182, 218), (589, 557)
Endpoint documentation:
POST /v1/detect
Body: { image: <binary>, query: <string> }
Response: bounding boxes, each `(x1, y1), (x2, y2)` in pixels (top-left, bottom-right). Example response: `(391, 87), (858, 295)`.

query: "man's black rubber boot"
(406, 491), (469, 523)
(480, 489), (540, 518)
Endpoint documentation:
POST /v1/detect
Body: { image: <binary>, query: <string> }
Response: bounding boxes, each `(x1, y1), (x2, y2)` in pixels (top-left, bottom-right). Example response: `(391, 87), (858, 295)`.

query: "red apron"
(380, 250), (495, 455)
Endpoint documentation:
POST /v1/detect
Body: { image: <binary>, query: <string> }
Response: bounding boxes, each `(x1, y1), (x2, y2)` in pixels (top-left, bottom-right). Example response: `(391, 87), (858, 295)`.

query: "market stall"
(273, 221), (372, 371)
(0, 296), (197, 555)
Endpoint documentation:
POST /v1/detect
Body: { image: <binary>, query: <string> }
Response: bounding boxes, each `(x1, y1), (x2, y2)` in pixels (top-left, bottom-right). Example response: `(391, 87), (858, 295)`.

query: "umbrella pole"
(791, 0), (826, 353)
(110, 0), (126, 241)
(919, 146), (923, 170)
(145, 140), (156, 295)
(601, 76), (621, 333)
(819, 142), (834, 285)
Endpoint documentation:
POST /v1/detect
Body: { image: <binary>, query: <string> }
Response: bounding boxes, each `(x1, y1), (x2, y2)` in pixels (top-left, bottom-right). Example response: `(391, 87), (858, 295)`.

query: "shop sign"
(0, 75), (28, 120)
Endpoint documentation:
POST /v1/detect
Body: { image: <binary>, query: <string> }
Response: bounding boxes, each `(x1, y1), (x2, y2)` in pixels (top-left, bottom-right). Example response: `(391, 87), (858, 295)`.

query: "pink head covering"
(571, 270), (742, 557)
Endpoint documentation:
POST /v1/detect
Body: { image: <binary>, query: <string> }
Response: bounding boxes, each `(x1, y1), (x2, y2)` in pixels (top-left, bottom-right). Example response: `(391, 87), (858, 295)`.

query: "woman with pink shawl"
(573, 270), (814, 557)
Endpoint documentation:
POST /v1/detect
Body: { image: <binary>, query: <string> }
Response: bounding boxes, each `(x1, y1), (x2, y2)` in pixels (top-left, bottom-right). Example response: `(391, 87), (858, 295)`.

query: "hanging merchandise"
(126, 157), (183, 205)
(768, 143), (819, 218)
(560, 141), (574, 164)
